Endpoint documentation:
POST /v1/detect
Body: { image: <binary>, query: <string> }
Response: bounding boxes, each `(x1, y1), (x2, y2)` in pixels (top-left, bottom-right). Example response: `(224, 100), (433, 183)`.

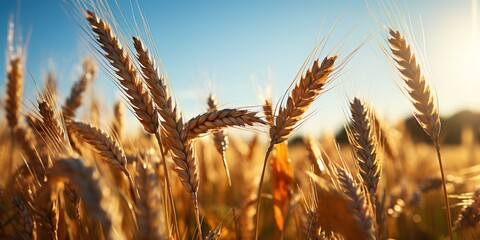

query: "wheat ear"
(348, 97), (380, 203)
(388, 28), (452, 239)
(336, 167), (376, 240)
(63, 58), (97, 120)
(38, 97), (71, 154)
(5, 56), (23, 131)
(132, 36), (195, 238)
(67, 120), (136, 199)
(85, 10), (158, 134)
(254, 56), (337, 238)
(269, 56), (336, 144)
(187, 108), (266, 138)
(5, 18), (23, 131)
(207, 94), (231, 186)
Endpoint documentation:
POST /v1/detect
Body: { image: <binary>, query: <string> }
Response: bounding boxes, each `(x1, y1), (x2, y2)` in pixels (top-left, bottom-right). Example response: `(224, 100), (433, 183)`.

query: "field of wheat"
(1, 1), (479, 240)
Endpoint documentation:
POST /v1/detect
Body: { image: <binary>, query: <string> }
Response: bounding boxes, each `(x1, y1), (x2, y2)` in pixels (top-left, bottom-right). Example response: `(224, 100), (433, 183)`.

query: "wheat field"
(0, 1), (479, 240)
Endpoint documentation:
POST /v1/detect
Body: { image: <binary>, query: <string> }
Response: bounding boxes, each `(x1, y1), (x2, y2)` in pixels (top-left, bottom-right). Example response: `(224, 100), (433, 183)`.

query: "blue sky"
(0, 0), (478, 136)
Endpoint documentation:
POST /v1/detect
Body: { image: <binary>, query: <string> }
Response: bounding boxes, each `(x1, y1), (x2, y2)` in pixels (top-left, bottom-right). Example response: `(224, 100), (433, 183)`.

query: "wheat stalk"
(388, 28), (452, 239)
(254, 55), (337, 238)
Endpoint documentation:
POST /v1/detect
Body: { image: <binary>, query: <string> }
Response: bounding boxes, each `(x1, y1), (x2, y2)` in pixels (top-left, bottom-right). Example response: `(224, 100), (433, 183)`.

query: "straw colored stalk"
(388, 28), (452, 239)
(255, 56), (337, 238)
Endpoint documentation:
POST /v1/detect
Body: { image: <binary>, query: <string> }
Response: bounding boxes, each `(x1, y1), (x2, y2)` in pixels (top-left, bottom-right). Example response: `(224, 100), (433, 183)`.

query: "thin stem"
(253, 143), (274, 240)
(221, 151), (232, 186)
(193, 193), (203, 239)
(154, 130), (180, 240)
(434, 142), (453, 240)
